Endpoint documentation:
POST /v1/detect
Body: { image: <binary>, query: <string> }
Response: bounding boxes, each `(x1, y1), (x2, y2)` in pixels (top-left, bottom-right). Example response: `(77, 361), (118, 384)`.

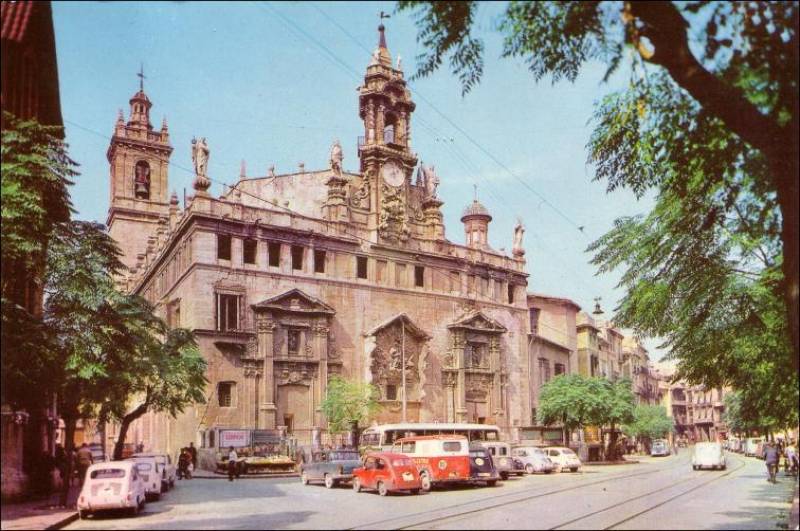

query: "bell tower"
(106, 69), (173, 273)
(358, 21), (418, 242)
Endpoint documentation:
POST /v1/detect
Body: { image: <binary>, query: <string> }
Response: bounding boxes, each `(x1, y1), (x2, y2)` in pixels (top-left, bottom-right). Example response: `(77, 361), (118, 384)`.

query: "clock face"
(381, 161), (405, 187)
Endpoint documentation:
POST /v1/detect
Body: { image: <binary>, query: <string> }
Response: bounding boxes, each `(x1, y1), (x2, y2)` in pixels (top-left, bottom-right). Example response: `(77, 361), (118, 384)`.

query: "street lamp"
(592, 297), (604, 316)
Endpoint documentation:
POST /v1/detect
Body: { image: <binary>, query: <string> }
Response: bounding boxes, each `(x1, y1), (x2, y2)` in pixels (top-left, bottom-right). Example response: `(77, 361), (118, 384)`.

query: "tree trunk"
(60, 416), (77, 508)
(606, 423), (619, 462)
(112, 402), (149, 460)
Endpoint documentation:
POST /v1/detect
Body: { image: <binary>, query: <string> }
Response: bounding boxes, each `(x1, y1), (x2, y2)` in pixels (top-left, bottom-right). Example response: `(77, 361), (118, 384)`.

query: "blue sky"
(51, 1), (664, 360)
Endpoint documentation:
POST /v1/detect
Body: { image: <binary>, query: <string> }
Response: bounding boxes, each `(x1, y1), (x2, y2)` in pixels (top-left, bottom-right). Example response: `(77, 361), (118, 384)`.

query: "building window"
(356, 256), (368, 279)
(451, 271), (461, 293)
(395, 263), (406, 287)
(287, 329), (301, 356)
(291, 246), (304, 270)
(218, 382), (235, 407)
(167, 299), (181, 328)
(538, 358), (551, 386)
(376, 260), (387, 283)
(385, 384), (397, 401)
(268, 242), (281, 267)
(243, 239), (257, 264)
(134, 160), (151, 199)
(414, 266), (424, 287)
(217, 234), (232, 260)
(554, 363), (565, 376)
(216, 293), (241, 331)
(314, 250), (326, 273)
(590, 355), (599, 377)
(508, 284), (515, 304)
(531, 408), (537, 425)
(529, 308), (540, 335)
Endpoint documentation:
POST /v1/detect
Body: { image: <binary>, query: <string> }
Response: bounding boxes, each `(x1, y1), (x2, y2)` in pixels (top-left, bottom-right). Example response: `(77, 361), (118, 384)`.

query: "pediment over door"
(447, 311), (506, 334)
(364, 313), (430, 340)
(251, 288), (336, 315)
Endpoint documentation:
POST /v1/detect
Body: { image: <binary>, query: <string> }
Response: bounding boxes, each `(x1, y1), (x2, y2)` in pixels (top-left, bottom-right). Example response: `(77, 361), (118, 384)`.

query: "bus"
(360, 423), (502, 451)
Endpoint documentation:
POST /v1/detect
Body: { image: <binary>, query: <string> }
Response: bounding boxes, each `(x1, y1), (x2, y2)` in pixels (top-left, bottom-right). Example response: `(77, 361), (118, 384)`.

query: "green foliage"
(538, 374), (633, 431)
(320, 376), (381, 434)
(623, 405), (674, 440)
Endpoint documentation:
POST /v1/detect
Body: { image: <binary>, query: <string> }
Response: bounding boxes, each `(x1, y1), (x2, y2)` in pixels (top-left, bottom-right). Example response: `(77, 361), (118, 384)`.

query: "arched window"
(384, 113), (397, 144)
(134, 160), (151, 199)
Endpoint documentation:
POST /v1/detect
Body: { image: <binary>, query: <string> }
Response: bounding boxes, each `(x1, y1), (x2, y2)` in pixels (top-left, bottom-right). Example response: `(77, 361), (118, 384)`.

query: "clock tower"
(358, 22), (418, 242)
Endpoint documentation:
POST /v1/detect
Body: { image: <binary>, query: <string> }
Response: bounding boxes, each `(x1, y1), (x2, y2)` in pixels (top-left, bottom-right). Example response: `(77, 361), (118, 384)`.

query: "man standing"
(763, 441), (780, 483)
(75, 443), (93, 486)
(227, 446), (238, 482)
(188, 442), (197, 470)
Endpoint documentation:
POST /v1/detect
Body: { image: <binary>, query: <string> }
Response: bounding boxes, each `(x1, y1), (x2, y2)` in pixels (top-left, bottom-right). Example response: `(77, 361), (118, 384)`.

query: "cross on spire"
(474, 184), (478, 201)
(378, 11), (390, 48)
(137, 63), (146, 91)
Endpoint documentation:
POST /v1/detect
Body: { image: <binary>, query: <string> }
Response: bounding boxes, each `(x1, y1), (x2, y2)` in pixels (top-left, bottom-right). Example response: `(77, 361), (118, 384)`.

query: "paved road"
(65, 451), (797, 530)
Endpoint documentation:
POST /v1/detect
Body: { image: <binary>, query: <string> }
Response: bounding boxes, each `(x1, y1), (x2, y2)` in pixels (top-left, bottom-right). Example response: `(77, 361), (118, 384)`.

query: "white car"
(743, 437), (763, 457)
(127, 456), (162, 499)
(651, 439), (670, 457)
(512, 446), (555, 474)
(77, 461), (146, 519)
(133, 452), (176, 492)
(692, 442), (726, 470)
(545, 447), (582, 473)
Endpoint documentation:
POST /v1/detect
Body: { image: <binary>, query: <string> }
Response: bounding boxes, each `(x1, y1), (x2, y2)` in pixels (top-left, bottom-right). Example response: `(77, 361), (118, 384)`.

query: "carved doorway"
(466, 401), (488, 424)
(277, 384), (311, 438)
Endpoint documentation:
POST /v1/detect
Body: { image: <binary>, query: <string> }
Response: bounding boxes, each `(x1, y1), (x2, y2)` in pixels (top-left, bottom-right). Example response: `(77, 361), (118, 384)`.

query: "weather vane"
(137, 63), (146, 91)
(379, 11), (391, 22)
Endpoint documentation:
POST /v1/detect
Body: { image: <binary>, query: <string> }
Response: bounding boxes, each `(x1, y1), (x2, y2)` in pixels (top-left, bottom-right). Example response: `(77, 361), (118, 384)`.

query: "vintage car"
(692, 442), (726, 470)
(77, 461), (146, 519)
(474, 441), (524, 480)
(544, 447), (582, 473)
(468, 446), (500, 486)
(391, 435), (471, 492)
(743, 437), (764, 457)
(512, 446), (555, 474)
(651, 439), (671, 457)
(300, 448), (362, 488)
(352, 452), (422, 496)
(126, 456), (162, 499)
(133, 452), (176, 492)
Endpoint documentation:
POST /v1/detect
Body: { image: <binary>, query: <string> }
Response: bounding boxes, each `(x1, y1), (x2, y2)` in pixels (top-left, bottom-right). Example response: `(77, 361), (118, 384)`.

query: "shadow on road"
(710, 475), (798, 530)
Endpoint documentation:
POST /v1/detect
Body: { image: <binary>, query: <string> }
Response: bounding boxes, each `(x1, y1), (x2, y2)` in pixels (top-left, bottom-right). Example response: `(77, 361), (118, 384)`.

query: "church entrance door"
(277, 384), (311, 441)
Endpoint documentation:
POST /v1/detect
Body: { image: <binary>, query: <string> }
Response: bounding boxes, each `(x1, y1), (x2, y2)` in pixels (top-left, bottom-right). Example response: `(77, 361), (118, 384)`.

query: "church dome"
(461, 199), (492, 222)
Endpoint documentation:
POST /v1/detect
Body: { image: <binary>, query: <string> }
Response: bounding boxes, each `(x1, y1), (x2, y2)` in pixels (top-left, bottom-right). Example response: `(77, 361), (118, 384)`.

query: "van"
(743, 437), (763, 457)
(692, 442), (726, 470)
(391, 435), (471, 491)
(77, 461), (146, 519)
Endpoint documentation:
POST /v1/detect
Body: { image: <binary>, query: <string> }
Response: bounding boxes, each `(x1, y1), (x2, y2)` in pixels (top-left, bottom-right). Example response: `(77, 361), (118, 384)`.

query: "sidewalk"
(191, 468), (298, 479)
(0, 486), (79, 531)
(789, 484), (799, 531)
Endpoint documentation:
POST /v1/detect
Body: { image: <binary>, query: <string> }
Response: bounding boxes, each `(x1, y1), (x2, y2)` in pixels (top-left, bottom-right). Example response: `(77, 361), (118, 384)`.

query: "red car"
(352, 452), (422, 496)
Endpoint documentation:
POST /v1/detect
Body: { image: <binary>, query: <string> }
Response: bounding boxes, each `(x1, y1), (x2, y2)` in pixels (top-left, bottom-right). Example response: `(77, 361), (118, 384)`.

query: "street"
(65, 452), (797, 530)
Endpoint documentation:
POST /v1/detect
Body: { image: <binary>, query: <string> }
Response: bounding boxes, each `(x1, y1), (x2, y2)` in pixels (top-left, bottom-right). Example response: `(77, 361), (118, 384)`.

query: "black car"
(300, 448), (362, 489)
(468, 447), (500, 487)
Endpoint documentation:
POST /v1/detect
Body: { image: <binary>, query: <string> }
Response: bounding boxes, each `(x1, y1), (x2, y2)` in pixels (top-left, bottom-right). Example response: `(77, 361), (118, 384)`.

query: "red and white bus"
(360, 423), (502, 452)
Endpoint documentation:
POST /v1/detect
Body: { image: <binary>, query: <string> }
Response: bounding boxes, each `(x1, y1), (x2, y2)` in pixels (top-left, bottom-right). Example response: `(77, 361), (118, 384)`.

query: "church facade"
(106, 25), (531, 455)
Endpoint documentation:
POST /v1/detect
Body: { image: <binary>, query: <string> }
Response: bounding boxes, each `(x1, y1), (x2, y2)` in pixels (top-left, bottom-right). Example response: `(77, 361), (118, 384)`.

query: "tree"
(599, 379), (635, 461)
(320, 376), (381, 445)
(623, 404), (674, 450)
(537, 374), (610, 444)
(397, 1), (799, 372)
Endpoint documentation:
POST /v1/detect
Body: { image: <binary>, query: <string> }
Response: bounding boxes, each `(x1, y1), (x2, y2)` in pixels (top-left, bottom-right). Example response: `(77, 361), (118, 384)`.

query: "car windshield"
(470, 450), (488, 458)
(531, 448), (545, 456)
(562, 449), (577, 456)
(90, 468), (125, 479)
(443, 441), (462, 452)
(330, 452), (359, 461)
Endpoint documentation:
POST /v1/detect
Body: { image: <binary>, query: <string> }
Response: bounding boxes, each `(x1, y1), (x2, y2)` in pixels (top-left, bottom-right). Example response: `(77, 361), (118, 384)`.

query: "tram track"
(348, 456), (689, 530)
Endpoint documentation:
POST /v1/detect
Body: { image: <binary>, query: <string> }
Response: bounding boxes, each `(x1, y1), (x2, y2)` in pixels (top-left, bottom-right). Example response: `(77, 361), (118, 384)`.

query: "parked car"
(133, 453), (176, 492)
(474, 441), (524, 480)
(692, 442), (726, 470)
(743, 437), (764, 457)
(512, 446), (555, 474)
(77, 461), (146, 519)
(126, 456), (162, 500)
(468, 446), (500, 486)
(754, 441), (767, 460)
(391, 435), (471, 492)
(352, 452), (422, 496)
(545, 447), (582, 473)
(300, 448), (362, 489)
(651, 439), (670, 457)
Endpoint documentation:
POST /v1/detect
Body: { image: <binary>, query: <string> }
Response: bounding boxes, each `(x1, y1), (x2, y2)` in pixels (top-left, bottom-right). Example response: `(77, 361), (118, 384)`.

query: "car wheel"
(377, 481), (388, 496)
(555, 465), (563, 473)
(78, 510), (86, 520)
(324, 474), (336, 489)
(721, 464), (727, 470)
(300, 471), (309, 485)
(525, 464), (534, 474)
(420, 473), (432, 492)
(352, 477), (362, 493)
(486, 480), (497, 487)
(570, 467), (579, 473)
(500, 472), (509, 481)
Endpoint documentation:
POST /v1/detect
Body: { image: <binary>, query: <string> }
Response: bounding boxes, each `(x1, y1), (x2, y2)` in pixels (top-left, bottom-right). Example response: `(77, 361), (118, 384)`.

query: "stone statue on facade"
(329, 139), (343, 176)
(396, 55), (402, 70)
(191, 136), (210, 177)
(512, 219), (526, 257)
(418, 163), (439, 199)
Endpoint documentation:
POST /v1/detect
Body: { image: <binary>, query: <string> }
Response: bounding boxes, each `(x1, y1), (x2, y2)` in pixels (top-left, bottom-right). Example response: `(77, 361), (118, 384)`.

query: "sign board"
(219, 429), (250, 448)
(252, 430), (282, 444)
(584, 426), (601, 443)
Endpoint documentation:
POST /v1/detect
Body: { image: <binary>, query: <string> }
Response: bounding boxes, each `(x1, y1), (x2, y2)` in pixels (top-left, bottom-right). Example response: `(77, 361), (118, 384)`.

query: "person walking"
(763, 441), (780, 483)
(188, 442), (197, 470)
(227, 446), (238, 482)
(75, 443), (93, 486)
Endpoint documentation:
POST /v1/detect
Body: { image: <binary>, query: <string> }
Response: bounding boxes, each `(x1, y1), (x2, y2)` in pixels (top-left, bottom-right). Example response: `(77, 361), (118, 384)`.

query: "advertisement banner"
(220, 429), (250, 448)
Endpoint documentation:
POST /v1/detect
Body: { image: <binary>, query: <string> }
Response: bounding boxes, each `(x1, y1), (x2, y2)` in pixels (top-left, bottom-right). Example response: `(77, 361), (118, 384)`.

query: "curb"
(44, 512), (78, 530)
(585, 460), (639, 466)
(191, 472), (299, 480)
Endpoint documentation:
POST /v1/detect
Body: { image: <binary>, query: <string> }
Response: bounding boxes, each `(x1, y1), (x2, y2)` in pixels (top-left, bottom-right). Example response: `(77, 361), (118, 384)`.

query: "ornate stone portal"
(444, 311), (507, 424)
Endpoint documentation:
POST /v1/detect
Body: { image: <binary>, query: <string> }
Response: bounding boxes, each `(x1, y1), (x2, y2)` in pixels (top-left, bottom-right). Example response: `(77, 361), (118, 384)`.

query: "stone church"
(106, 24), (531, 454)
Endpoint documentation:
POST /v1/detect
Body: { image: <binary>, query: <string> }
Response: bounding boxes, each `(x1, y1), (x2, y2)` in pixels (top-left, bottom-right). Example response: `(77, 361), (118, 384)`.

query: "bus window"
(486, 431), (498, 441)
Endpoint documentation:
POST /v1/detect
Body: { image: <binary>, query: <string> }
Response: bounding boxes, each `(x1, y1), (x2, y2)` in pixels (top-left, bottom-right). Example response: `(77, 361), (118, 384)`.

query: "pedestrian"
(763, 441), (780, 483)
(178, 447), (189, 480)
(227, 446), (238, 482)
(75, 442), (93, 486)
(136, 441), (144, 453)
(54, 444), (68, 487)
(188, 441), (197, 470)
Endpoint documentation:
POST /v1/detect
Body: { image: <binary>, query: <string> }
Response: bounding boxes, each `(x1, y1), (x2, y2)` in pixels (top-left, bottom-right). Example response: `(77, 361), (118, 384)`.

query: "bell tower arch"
(106, 69), (173, 273)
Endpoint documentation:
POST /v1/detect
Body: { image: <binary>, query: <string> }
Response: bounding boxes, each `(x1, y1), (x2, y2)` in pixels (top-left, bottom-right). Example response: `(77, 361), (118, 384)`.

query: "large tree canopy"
(397, 1), (798, 381)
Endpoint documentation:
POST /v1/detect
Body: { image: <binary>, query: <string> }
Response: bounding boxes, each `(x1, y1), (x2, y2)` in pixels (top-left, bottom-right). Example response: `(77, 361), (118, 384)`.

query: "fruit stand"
(213, 429), (298, 475)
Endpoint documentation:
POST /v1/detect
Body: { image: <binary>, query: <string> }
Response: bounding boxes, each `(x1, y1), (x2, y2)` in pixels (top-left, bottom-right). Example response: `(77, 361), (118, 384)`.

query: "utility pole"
(401, 319), (407, 423)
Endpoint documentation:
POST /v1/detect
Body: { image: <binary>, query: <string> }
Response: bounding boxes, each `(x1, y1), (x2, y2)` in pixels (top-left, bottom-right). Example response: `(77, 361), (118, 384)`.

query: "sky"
(51, 1), (664, 360)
